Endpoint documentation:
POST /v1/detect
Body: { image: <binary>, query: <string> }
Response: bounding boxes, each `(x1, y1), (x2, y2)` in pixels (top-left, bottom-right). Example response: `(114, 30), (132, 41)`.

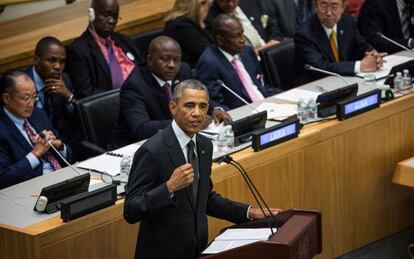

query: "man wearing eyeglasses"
(294, 0), (385, 76)
(0, 71), (71, 189)
(66, 0), (143, 99)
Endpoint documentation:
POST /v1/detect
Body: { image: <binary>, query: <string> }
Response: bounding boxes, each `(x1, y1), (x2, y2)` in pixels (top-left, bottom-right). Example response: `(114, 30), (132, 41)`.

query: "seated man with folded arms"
(110, 36), (231, 149)
(294, 0), (385, 77)
(66, 0), (143, 99)
(196, 14), (277, 111)
(0, 71), (71, 189)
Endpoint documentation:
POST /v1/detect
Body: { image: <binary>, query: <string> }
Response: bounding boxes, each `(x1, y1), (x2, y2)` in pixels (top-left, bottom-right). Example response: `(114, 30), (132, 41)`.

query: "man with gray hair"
(124, 79), (281, 259)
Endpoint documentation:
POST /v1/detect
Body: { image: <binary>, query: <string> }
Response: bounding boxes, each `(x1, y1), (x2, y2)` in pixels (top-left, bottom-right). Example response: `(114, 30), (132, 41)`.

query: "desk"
(393, 157), (414, 188)
(1, 76), (414, 258)
(0, 0), (174, 73)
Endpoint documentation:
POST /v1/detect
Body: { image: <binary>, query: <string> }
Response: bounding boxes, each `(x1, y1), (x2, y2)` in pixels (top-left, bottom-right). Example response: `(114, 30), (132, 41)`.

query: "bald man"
(110, 36), (231, 149)
(66, 0), (143, 98)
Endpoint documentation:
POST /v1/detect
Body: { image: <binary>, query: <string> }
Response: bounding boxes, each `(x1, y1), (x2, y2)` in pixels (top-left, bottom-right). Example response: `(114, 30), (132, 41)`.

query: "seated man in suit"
(66, 0), (143, 99)
(196, 14), (277, 111)
(110, 36), (231, 149)
(358, 0), (414, 54)
(294, 0), (385, 76)
(26, 37), (79, 151)
(0, 71), (71, 189)
(205, 0), (282, 53)
(124, 79), (281, 259)
(261, 0), (314, 38)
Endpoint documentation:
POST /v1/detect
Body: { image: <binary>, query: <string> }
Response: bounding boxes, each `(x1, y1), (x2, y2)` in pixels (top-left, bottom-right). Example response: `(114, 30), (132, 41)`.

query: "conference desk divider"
(202, 210), (322, 259)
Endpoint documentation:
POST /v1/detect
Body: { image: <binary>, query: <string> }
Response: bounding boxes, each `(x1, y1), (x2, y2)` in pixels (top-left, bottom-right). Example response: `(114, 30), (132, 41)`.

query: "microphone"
(376, 32), (414, 53)
(38, 132), (82, 176)
(222, 155), (277, 236)
(217, 80), (261, 113)
(304, 64), (350, 85)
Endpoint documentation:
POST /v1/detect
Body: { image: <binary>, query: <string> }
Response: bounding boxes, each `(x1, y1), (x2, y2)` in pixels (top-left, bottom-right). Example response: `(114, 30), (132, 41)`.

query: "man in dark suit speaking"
(0, 71), (71, 189)
(124, 79), (281, 259)
(294, 0), (385, 76)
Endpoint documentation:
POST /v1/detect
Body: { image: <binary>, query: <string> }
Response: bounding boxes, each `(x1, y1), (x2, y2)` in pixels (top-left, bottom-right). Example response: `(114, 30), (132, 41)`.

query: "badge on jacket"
(126, 52), (135, 61)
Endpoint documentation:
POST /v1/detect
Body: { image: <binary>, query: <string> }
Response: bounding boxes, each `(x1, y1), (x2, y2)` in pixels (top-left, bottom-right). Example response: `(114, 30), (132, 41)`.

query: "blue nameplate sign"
(337, 89), (381, 120)
(252, 117), (300, 152)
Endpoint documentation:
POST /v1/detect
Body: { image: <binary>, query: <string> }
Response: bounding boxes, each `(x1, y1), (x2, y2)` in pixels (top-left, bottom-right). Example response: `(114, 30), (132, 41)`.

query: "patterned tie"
(330, 30), (339, 62)
(106, 40), (124, 89)
(187, 140), (199, 203)
(231, 57), (259, 102)
(163, 83), (173, 103)
(23, 120), (62, 171)
(401, 4), (411, 39)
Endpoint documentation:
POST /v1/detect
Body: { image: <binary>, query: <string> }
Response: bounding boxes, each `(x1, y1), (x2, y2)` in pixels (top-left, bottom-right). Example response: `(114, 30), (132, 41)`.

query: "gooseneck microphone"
(304, 64), (351, 85)
(38, 132), (82, 176)
(222, 155), (277, 236)
(217, 80), (261, 113)
(376, 32), (413, 52)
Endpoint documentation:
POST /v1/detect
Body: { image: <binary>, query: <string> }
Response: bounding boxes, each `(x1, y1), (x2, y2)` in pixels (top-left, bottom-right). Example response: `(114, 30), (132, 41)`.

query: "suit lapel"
(0, 109), (33, 153)
(85, 31), (111, 80)
(337, 19), (346, 61)
(195, 134), (209, 211)
(143, 67), (172, 119)
(312, 16), (336, 62)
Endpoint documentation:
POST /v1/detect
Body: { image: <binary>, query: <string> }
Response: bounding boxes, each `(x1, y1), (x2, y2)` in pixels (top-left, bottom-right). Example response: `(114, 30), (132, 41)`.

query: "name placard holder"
(337, 89), (381, 120)
(252, 117), (300, 152)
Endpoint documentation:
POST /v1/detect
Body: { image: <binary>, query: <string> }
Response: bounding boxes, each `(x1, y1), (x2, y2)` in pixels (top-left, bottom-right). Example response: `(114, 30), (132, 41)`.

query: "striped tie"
(330, 30), (339, 62)
(401, 5), (411, 39)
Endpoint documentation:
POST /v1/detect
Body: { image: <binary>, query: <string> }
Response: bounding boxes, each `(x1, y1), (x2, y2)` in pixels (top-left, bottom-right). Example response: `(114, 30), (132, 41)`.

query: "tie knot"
(187, 140), (195, 150)
(23, 120), (29, 128)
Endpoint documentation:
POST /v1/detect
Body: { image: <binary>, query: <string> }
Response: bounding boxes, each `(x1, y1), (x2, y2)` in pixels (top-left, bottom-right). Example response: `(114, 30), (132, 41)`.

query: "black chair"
(75, 89), (120, 156)
(260, 39), (306, 91)
(130, 28), (163, 57)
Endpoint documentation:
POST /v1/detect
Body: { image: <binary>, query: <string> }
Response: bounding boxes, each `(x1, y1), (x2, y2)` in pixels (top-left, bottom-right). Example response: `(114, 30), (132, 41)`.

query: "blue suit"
(0, 107), (71, 189)
(196, 45), (276, 110)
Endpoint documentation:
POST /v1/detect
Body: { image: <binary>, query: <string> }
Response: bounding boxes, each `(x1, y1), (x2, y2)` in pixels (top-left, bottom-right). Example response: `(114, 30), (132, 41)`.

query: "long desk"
(0, 0), (174, 73)
(1, 74), (414, 258)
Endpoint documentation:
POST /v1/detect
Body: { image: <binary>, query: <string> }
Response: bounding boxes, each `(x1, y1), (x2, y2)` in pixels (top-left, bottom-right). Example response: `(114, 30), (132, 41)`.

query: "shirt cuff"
(60, 144), (68, 159)
(26, 152), (40, 169)
(247, 205), (252, 220)
(354, 61), (361, 73)
(213, 106), (225, 112)
(409, 38), (413, 49)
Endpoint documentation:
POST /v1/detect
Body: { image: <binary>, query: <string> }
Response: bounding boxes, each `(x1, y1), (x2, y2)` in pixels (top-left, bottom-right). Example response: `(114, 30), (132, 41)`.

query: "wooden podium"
(202, 210), (322, 259)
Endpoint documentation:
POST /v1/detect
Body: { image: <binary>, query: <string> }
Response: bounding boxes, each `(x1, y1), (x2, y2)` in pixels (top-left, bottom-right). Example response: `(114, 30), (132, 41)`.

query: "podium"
(202, 210), (322, 259)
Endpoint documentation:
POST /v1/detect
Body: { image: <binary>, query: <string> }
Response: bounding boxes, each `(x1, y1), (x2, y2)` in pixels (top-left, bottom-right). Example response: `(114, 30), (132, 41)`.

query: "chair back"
(130, 28), (163, 57)
(75, 89), (120, 150)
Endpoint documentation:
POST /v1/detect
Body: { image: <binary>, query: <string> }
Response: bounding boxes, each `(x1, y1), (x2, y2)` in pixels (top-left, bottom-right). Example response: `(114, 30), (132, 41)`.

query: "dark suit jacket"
(164, 16), (213, 68)
(25, 67), (76, 142)
(124, 125), (249, 259)
(65, 30), (143, 99)
(358, 0), (413, 54)
(196, 45), (275, 110)
(109, 63), (193, 149)
(205, 0), (282, 41)
(261, 0), (296, 38)
(0, 107), (71, 189)
(294, 13), (373, 76)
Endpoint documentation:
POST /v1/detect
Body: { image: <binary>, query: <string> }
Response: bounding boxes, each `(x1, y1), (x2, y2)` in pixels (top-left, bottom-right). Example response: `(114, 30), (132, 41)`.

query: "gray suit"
(261, 0), (296, 38)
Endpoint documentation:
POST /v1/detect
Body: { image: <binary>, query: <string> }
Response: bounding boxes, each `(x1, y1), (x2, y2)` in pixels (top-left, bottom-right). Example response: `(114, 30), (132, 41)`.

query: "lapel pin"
(126, 52), (135, 61)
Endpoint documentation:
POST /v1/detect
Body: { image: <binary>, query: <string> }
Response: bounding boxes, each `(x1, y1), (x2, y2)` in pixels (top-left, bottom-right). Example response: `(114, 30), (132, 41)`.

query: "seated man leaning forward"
(124, 79), (282, 259)
(110, 36), (231, 149)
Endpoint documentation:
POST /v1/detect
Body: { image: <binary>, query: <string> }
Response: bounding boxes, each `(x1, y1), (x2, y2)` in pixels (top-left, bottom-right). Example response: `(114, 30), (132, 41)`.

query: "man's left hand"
(249, 207), (283, 220)
(44, 78), (72, 101)
(211, 108), (232, 125)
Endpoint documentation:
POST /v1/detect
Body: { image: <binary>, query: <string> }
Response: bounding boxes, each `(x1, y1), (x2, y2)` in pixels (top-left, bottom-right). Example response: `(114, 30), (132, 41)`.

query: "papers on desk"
(274, 88), (320, 103)
(356, 55), (413, 80)
(256, 102), (297, 120)
(202, 228), (276, 254)
(76, 143), (141, 176)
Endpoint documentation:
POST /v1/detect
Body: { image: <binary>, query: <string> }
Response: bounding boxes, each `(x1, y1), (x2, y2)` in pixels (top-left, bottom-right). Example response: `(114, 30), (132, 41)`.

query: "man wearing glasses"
(66, 0), (143, 99)
(0, 71), (71, 189)
(294, 0), (385, 77)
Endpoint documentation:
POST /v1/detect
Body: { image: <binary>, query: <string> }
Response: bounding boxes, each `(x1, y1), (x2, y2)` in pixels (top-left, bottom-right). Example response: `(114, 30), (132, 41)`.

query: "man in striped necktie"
(0, 71), (71, 189)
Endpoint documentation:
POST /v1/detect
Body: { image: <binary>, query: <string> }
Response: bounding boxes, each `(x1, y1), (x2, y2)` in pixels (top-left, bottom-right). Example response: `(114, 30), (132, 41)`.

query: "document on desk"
(202, 228), (276, 254)
(256, 102), (297, 120)
(76, 143), (142, 176)
(273, 88), (320, 103)
(356, 55), (413, 79)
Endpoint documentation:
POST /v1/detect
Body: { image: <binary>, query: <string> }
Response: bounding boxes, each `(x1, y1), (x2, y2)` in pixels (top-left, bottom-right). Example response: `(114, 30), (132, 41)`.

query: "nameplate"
(252, 117), (300, 152)
(337, 89), (381, 121)
(60, 184), (117, 222)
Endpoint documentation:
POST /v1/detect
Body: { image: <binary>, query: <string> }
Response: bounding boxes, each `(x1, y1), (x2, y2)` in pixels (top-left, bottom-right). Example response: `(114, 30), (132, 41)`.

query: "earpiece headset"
(88, 8), (95, 23)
